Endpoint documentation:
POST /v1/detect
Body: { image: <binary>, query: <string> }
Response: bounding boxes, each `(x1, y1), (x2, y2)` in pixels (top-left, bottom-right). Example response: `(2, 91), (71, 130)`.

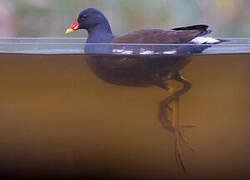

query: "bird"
(65, 8), (227, 173)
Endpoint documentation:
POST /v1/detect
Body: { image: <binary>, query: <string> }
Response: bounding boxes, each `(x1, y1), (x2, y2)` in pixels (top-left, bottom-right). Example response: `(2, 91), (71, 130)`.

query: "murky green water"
(0, 38), (249, 179)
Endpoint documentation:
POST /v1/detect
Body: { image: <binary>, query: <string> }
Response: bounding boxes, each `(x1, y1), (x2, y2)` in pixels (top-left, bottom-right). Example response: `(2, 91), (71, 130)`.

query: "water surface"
(1, 37), (250, 54)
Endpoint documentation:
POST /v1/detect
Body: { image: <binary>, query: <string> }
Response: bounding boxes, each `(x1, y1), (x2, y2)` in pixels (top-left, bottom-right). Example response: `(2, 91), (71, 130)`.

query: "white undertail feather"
(191, 37), (220, 44)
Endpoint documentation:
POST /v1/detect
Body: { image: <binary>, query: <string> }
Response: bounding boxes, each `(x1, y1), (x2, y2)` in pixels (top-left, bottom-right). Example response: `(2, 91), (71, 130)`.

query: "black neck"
(87, 22), (113, 43)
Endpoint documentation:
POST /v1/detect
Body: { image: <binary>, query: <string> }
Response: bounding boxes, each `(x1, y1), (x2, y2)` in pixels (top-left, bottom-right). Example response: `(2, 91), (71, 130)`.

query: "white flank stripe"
(140, 50), (154, 55)
(163, 50), (176, 54)
(121, 50), (133, 54)
(112, 49), (124, 53)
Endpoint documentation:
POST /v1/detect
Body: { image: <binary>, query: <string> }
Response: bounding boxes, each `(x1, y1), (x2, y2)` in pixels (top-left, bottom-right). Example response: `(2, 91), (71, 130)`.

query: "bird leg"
(158, 73), (194, 173)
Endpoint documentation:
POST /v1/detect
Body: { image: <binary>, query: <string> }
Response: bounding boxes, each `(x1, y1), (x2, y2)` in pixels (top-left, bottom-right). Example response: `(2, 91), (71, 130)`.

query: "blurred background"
(0, 0), (250, 37)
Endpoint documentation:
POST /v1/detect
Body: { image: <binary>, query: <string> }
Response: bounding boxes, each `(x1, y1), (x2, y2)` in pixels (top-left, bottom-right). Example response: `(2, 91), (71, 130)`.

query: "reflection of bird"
(66, 8), (226, 173)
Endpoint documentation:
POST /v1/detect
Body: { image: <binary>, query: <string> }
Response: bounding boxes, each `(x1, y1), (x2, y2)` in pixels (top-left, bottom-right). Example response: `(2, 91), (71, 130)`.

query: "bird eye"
(81, 15), (88, 20)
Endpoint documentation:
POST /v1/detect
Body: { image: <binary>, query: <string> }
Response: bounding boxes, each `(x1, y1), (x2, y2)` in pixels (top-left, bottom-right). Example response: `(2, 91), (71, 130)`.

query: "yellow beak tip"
(65, 28), (74, 34)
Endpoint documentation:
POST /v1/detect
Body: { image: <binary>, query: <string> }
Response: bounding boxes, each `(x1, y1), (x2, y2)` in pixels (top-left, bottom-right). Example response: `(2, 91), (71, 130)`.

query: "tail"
(172, 24), (212, 36)
(172, 24), (229, 53)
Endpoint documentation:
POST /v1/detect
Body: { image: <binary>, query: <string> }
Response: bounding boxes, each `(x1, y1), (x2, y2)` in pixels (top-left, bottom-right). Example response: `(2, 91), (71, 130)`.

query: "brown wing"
(112, 26), (210, 44)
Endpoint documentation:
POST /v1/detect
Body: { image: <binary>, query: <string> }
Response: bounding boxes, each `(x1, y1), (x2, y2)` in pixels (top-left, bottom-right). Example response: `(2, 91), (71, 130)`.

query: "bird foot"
(175, 127), (195, 152)
(158, 102), (195, 173)
(171, 127), (195, 174)
(158, 115), (195, 151)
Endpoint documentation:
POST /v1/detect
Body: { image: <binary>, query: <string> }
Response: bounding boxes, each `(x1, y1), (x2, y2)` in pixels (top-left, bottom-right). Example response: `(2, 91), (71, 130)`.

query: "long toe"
(174, 132), (187, 174)
(177, 129), (195, 152)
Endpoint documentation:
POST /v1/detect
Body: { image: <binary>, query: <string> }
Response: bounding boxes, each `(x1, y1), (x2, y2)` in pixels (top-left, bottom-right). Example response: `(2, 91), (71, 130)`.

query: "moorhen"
(66, 8), (226, 173)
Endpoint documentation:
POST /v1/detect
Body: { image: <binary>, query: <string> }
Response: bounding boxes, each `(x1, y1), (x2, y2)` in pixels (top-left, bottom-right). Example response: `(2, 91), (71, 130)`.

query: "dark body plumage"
(85, 54), (190, 87)
(73, 8), (221, 86)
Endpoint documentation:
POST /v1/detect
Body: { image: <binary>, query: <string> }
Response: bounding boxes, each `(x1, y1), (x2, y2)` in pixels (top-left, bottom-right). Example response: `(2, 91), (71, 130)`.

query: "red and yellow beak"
(65, 18), (79, 34)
